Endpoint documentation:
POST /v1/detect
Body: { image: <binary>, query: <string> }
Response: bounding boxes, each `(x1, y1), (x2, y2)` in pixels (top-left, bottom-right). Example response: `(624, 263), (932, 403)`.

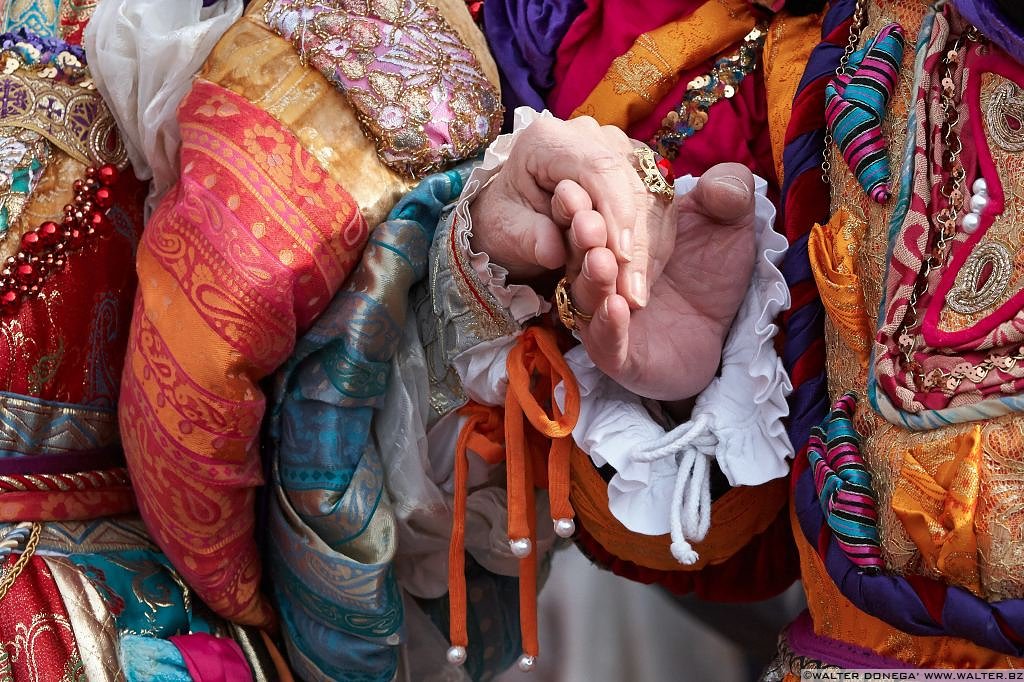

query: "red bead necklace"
(0, 163), (119, 314)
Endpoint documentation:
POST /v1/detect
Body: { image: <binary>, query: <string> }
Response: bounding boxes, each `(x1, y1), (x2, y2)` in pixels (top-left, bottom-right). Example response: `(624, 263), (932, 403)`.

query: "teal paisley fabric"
(267, 170), (458, 682)
(267, 166), (531, 681)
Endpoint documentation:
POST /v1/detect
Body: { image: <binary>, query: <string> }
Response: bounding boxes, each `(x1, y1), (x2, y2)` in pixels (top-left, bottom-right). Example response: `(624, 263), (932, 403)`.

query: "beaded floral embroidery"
(264, 0), (503, 179)
(649, 25), (766, 161)
(0, 29), (125, 169)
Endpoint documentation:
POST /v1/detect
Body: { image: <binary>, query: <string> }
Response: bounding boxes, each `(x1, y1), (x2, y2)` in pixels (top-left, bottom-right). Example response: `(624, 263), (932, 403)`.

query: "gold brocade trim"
(946, 242), (1013, 314)
(12, 517), (158, 555)
(0, 392), (117, 455)
(44, 556), (120, 682)
(609, 34), (673, 103)
(0, 70), (126, 168)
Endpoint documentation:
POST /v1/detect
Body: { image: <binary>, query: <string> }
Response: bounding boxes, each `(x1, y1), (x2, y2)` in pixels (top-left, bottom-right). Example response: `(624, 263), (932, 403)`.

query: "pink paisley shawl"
(873, 13), (1024, 425)
(119, 80), (369, 627)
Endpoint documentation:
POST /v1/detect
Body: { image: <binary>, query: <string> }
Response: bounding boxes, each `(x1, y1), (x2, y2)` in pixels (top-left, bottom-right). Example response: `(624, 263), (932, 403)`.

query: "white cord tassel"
(632, 415), (716, 565)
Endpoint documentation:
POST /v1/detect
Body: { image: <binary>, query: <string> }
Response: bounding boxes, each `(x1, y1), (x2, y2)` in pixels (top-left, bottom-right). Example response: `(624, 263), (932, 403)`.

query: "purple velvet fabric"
(482, 0), (585, 126)
(955, 0), (1024, 65)
(781, 0), (855, 454)
(785, 611), (907, 669)
(0, 448), (123, 475)
(795, 463), (1024, 656)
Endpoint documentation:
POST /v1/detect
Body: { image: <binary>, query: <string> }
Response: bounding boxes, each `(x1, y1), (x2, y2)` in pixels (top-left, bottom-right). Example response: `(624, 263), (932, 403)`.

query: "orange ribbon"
(448, 326), (580, 664)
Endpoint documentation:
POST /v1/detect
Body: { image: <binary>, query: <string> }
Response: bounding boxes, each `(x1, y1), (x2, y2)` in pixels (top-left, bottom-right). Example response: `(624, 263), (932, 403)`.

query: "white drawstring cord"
(631, 414), (716, 565)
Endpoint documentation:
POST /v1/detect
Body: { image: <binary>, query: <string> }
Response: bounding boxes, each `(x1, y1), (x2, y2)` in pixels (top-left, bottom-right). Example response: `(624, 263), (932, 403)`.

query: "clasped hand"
(470, 116), (758, 402)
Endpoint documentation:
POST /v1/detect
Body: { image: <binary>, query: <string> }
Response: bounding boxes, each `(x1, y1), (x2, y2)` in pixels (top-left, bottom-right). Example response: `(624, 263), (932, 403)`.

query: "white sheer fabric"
(84, 0), (243, 217)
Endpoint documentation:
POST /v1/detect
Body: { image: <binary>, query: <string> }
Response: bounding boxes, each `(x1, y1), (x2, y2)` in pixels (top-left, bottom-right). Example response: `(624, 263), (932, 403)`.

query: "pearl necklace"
(961, 177), (988, 234)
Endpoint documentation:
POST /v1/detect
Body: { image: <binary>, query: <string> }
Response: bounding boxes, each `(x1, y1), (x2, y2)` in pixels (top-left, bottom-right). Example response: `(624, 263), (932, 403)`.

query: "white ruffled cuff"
(689, 173), (792, 486)
(453, 107), (552, 324)
(559, 174), (793, 547)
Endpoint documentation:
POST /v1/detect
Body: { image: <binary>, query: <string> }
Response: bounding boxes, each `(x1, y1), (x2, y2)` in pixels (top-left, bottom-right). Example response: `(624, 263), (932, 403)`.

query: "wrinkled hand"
(568, 163), (758, 401)
(469, 116), (674, 307)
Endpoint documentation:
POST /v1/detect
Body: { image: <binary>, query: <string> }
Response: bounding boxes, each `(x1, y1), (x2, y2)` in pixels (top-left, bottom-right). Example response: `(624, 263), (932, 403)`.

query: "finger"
(523, 118), (640, 263)
(565, 209), (608, 275)
(615, 201), (650, 310)
(529, 214), (568, 273)
(682, 162), (755, 226)
(574, 147), (650, 307)
(581, 293), (631, 376)
(551, 179), (593, 227)
(481, 211), (566, 279)
(570, 247), (617, 318)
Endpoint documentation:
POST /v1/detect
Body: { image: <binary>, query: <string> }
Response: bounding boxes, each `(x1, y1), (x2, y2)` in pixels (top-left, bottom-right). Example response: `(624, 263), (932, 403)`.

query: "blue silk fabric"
(266, 169), (523, 681)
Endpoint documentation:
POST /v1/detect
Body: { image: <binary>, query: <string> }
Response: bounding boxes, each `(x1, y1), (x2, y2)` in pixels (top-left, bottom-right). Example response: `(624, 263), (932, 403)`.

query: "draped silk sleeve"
(119, 80), (372, 628)
(119, 0), (503, 630)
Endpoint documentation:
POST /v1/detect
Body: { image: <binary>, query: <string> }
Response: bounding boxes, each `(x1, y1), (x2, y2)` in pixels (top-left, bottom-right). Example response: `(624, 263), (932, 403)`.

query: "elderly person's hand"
(565, 163), (757, 401)
(469, 116), (675, 308)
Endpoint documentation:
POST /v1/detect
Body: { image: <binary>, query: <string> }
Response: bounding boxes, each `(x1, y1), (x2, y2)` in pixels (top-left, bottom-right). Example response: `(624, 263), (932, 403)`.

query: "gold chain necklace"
(822, 0), (870, 192)
(895, 27), (980, 385)
(0, 522), (41, 603)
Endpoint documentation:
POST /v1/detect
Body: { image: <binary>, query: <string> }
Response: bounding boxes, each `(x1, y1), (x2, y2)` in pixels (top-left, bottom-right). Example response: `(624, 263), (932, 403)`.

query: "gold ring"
(555, 277), (593, 331)
(632, 146), (675, 201)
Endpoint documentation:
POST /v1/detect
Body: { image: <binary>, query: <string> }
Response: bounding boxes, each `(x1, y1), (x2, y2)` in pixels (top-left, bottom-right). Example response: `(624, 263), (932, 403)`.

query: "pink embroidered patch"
(265, 0), (504, 178)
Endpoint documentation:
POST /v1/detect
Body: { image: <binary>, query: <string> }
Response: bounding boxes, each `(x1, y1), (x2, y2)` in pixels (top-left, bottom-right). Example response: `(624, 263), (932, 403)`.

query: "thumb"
(685, 163), (755, 227)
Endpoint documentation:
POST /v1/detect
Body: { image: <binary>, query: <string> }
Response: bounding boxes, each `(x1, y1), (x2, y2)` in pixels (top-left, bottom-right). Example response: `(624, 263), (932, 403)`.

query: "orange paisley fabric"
(119, 80), (369, 628)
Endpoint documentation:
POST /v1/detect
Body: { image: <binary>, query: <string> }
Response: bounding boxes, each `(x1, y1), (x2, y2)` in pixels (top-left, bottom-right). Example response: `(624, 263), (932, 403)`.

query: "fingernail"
(620, 229), (633, 262)
(600, 297), (611, 320)
(552, 193), (567, 220)
(632, 271), (646, 306)
(715, 174), (750, 199)
(533, 242), (546, 268)
(582, 251), (592, 278)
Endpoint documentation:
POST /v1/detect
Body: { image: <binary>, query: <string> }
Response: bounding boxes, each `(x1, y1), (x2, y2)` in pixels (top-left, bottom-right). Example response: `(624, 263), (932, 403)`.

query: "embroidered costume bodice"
(0, 4), (142, 526)
(777, 0), (1024, 671)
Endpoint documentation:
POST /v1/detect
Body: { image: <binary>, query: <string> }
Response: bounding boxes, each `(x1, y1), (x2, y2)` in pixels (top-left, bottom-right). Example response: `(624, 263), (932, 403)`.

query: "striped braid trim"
(0, 467), (130, 493)
(825, 22), (906, 203)
(807, 393), (884, 573)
